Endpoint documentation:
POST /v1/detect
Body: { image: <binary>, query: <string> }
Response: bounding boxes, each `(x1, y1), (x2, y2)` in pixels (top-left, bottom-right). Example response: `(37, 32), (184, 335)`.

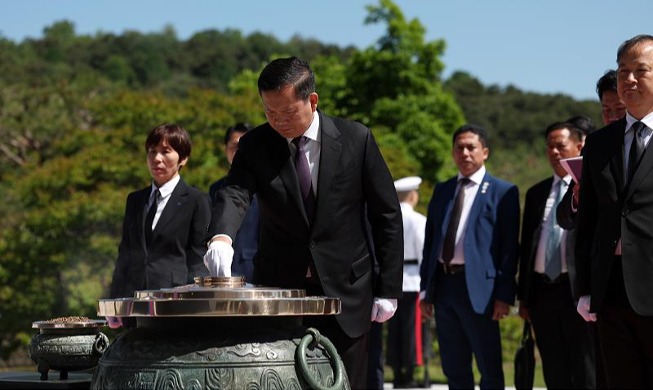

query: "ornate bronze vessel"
(28, 317), (109, 380)
(93, 276), (348, 389)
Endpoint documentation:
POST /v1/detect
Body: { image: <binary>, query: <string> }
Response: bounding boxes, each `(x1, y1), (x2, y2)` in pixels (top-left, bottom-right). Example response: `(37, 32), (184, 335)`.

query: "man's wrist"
(207, 234), (232, 248)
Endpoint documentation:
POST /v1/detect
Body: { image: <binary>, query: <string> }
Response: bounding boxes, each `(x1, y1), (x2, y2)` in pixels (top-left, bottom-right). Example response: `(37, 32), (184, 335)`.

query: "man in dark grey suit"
(575, 34), (653, 388)
(204, 56), (403, 388)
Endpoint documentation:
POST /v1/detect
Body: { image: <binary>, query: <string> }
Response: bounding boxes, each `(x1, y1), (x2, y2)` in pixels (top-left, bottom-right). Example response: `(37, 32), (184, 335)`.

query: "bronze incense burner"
(28, 316), (109, 380)
(93, 276), (348, 389)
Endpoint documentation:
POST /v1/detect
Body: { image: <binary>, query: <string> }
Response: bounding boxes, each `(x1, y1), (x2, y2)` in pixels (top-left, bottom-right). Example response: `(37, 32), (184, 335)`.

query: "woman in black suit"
(107, 123), (210, 328)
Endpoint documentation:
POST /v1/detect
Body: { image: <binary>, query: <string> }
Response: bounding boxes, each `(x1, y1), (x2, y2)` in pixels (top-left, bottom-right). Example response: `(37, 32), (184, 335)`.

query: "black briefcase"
(514, 320), (535, 390)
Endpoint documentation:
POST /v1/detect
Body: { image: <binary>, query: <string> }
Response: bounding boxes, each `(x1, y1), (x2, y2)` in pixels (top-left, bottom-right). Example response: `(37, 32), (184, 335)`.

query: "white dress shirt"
(147, 174), (180, 229)
(445, 165), (486, 265)
(534, 175), (570, 274)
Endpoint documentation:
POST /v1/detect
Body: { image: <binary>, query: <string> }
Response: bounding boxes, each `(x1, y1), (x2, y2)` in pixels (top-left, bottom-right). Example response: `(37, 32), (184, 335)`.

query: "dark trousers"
(529, 273), (596, 388)
(304, 282), (369, 389)
(387, 291), (419, 385)
(303, 314), (369, 390)
(590, 322), (607, 389)
(367, 321), (385, 390)
(433, 270), (504, 389)
(597, 256), (653, 388)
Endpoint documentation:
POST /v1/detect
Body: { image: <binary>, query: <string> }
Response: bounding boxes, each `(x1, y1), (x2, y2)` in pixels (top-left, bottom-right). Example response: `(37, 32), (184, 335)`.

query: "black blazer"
(110, 178), (211, 298)
(556, 180), (577, 231)
(518, 177), (553, 306)
(518, 177), (580, 303)
(209, 177), (259, 282)
(576, 117), (653, 315)
(208, 111), (403, 337)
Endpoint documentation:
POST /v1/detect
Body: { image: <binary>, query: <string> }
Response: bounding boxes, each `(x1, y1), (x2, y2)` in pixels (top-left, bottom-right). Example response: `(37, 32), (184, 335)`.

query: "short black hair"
(596, 70), (617, 101)
(224, 122), (253, 145)
(257, 56), (316, 101)
(145, 123), (191, 161)
(617, 34), (653, 64)
(565, 115), (596, 136)
(452, 124), (489, 148)
(544, 121), (583, 142)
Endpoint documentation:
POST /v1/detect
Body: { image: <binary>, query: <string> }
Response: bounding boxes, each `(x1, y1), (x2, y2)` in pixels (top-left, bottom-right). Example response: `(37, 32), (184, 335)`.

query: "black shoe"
(394, 380), (418, 389)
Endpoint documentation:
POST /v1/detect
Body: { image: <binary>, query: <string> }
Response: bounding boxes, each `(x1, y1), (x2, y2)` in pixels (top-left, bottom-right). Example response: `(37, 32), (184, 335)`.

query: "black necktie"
(144, 189), (160, 245)
(628, 121), (647, 183)
(442, 178), (470, 264)
(292, 136), (315, 221)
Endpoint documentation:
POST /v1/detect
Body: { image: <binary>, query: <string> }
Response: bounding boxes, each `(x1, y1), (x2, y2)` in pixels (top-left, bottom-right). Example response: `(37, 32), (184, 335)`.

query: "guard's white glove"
(370, 297), (398, 323)
(106, 316), (123, 329)
(203, 240), (234, 277)
(577, 295), (597, 322)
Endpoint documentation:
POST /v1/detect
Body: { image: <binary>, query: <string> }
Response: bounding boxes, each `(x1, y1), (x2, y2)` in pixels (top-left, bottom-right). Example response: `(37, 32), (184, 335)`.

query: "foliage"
(444, 71), (602, 150)
(0, 0), (600, 365)
(335, 0), (465, 182)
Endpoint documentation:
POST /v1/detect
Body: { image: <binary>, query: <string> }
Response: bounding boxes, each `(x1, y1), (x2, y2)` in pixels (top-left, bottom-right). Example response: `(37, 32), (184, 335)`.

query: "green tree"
(333, 0), (465, 182)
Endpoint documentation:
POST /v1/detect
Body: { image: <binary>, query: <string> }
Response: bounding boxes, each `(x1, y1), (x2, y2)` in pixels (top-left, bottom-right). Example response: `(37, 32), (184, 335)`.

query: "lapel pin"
(481, 181), (489, 194)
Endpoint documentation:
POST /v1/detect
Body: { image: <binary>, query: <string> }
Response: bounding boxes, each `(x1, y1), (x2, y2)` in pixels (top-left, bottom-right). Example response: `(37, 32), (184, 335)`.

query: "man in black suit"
(557, 70), (626, 389)
(557, 69), (626, 233)
(204, 56), (403, 388)
(208, 122), (258, 282)
(518, 121), (595, 388)
(575, 34), (653, 388)
(108, 124), (211, 328)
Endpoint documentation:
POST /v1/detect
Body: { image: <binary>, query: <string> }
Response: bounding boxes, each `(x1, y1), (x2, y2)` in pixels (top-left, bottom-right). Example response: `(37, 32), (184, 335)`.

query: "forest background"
(0, 0), (601, 379)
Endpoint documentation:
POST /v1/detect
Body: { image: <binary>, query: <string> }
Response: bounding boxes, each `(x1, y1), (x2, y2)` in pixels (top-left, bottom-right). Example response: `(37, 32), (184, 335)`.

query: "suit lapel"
(534, 177), (553, 223)
(608, 118), (627, 193)
(529, 178), (553, 264)
(466, 174), (492, 227)
(274, 128), (308, 225)
(314, 113), (342, 228)
(137, 187), (151, 246)
(152, 179), (188, 238)
(626, 130), (653, 199)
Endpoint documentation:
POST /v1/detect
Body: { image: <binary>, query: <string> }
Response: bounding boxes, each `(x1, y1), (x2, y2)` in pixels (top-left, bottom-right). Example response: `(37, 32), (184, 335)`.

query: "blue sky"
(1, 0), (647, 101)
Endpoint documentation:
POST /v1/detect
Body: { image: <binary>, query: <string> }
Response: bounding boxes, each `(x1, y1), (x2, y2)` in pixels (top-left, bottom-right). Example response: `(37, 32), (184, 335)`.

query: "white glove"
(577, 295), (597, 322)
(370, 297), (398, 323)
(106, 316), (123, 329)
(203, 240), (234, 277)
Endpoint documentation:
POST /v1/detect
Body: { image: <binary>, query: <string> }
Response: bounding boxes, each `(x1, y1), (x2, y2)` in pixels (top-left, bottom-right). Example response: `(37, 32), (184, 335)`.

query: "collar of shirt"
(286, 111), (321, 144)
(457, 165), (486, 185)
(625, 112), (653, 133)
(400, 202), (414, 212)
(553, 174), (571, 187)
(151, 174), (180, 202)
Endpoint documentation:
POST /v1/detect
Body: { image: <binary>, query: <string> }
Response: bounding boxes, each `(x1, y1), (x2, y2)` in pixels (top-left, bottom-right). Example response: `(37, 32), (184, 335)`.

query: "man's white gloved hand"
(203, 239), (234, 277)
(370, 297), (398, 323)
(577, 295), (597, 322)
(106, 316), (123, 329)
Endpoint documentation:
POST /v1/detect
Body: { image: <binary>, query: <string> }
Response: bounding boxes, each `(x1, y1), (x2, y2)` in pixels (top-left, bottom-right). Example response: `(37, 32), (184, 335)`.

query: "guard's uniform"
(387, 177), (427, 387)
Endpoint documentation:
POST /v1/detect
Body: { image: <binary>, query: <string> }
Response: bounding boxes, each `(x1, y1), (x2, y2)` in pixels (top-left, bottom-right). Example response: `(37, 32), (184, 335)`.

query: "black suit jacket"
(518, 177), (553, 306)
(208, 111), (403, 337)
(519, 177), (580, 303)
(576, 117), (653, 315)
(556, 180), (577, 230)
(209, 177), (259, 281)
(110, 178), (211, 298)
